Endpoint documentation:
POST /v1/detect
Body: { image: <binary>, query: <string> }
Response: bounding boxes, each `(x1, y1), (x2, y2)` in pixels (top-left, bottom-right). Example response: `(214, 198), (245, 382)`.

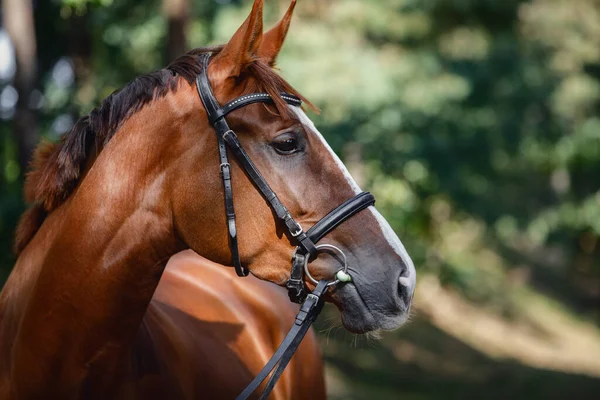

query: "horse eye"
(272, 136), (299, 155)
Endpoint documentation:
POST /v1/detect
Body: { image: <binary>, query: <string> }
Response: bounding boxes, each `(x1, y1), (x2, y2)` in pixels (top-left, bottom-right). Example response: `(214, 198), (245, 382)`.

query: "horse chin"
(334, 283), (411, 334)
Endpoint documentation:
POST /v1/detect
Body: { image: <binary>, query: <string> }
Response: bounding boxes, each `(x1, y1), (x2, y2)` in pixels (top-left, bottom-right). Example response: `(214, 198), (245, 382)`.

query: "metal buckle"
(222, 129), (234, 141)
(303, 244), (349, 287)
(220, 163), (230, 178)
(286, 284), (306, 304)
(305, 293), (319, 303)
(289, 221), (303, 237)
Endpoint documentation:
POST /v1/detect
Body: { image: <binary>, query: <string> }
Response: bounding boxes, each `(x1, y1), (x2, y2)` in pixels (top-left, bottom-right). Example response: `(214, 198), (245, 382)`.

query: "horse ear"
(211, 0), (264, 79)
(259, 0), (296, 66)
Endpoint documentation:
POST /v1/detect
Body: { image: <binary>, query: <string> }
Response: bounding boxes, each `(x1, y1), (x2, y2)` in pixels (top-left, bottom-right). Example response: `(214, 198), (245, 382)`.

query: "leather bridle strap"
(196, 54), (245, 276)
(287, 192), (375, 303)
(306, 191), (375, 243)
(235, 280), (328, 400)
(222, 92), (302, 117)
(221, 130), (318, 256)
(196, 53), (309, 276)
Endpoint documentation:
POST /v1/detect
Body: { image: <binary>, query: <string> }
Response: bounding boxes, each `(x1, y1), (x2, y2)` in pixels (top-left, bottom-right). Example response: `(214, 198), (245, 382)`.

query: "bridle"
(196, 52), (375, 400)
(195, 53), (375, 399)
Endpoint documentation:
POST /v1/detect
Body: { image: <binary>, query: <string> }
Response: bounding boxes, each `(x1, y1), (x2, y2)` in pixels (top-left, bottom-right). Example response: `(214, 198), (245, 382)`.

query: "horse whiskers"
(352, 334), (358, 348)
(366, 330), (383, 341)
(320, 319), (343, 345)
(342, 329), (383, 350)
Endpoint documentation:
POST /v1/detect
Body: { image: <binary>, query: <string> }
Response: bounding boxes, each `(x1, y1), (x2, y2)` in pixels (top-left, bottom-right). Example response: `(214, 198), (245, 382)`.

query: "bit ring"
(303, 244), (349, 287)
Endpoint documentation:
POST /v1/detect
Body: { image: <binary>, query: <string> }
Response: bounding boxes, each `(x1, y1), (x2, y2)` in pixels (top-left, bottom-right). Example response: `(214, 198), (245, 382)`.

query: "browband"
(221, 93), (302, 122)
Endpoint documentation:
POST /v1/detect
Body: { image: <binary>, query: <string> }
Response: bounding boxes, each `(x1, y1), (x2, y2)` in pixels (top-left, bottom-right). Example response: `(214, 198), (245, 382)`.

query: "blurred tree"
(163, 0), (190, 62)
(2, 0), (38, 175)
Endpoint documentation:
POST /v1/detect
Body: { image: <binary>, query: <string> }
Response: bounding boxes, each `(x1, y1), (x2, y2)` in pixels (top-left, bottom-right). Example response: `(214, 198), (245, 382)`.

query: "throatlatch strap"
(236, 280), (328, 400)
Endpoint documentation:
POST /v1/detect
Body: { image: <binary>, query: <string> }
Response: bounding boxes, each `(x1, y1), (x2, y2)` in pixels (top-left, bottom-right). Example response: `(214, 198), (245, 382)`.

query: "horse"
(0, 0), (416, 398)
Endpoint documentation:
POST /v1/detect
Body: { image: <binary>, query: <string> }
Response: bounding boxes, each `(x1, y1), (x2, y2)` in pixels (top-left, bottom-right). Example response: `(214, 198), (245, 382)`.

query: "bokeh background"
(1, 0), (599, 398)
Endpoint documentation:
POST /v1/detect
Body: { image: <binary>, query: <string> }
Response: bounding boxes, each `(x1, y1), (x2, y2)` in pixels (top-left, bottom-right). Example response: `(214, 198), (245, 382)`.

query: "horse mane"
(14, 47), (315, 256)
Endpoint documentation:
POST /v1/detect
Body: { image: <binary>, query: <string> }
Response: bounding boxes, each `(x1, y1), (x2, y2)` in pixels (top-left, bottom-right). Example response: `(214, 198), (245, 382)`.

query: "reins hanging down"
(236, 280), (328, 400)
(195, 52), (375, 399)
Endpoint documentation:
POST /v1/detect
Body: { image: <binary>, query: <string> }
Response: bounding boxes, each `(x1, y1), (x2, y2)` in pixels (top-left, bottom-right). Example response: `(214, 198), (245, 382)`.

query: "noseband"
(195, 53), (375, 399)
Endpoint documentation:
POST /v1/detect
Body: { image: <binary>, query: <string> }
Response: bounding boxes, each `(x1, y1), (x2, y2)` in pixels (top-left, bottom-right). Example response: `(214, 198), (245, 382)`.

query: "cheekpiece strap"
(196, 53), (247, 276)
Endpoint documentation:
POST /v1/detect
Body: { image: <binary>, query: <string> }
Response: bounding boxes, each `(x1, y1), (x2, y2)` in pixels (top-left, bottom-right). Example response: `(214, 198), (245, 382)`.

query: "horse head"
(171, 0), (416, 334)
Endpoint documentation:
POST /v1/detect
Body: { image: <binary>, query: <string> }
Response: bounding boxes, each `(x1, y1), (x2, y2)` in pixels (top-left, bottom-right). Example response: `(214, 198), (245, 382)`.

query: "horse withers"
(0, 0), (416, 398)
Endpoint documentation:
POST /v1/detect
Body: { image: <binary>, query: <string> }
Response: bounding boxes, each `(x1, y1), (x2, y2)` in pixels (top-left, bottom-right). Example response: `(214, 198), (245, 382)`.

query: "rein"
(195, 53), (375, 399)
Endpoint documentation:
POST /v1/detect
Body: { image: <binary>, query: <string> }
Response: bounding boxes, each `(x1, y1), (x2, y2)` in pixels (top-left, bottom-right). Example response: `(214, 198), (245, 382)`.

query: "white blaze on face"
(370, 208), (416, 296)
(291, 106), (417, 295)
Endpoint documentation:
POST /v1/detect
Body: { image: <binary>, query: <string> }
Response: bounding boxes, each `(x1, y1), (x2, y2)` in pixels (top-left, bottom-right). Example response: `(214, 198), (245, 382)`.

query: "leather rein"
(195, 53), (375, 399)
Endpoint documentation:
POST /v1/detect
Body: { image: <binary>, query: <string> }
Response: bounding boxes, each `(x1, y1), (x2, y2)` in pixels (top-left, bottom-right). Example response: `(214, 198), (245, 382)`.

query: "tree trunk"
(162, 0), (189, 63)
(68, 12), (92, 82)
(2, 0), (38, 176)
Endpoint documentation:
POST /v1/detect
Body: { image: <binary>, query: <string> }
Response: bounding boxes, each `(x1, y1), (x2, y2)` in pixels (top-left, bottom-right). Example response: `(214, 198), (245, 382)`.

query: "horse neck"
(1, 86), (207, 396)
